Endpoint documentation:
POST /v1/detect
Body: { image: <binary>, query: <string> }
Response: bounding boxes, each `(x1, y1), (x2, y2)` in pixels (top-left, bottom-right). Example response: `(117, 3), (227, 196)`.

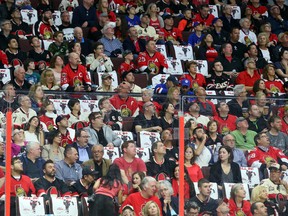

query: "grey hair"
(233, 84), (245, 96)
(223, 134), (234, 144)
(158, 180), (174, 197)
(3, 83), (14, 95)
(14, 66), (24, 75)
(91, 144), (104, 151)
(239, 18), (250, 27)
(230, 183), (243, 200)
(26, 141), (40, 153)
(142, 89), (153, 97)
(141, 176), (157, 190)
(18, 94), (29, 104)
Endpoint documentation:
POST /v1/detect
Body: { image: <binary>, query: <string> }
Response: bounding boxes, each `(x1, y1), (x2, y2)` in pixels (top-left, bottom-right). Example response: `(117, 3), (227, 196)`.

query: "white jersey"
(12, 108), (37, 127)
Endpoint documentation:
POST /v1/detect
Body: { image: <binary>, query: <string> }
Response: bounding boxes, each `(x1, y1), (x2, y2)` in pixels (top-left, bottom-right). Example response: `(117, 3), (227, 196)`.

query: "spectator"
(72, 0), (96, 27)
(138, 89), (162, 116)
(267, 116), (288, 155)
(123, 27), (146, 57)
(40, 68), (61, 90)
(61, 52), (92, 92)
(146, 3), (164, 32)
(55, 145), (82, 185)
(33, 8), (58, 40)
(82, 144), (111, 179)
(228, 184), (252, 216)
(184, 201), (200, 216)
(193, 4), (215, 30)
(59, 0), (79, 12)
(6, 37), (27, 67)
(0, 19), (13, 50)
(161, 129), (178, 161)
(48, 31), (68, 56)
(159, 102), (179, 130)
(126, 4), (141, 27)
(11, 129), (27, 157)
(257, 33), (274, 63)
(70, 166), (96, 197)
(0, 83), (18, 112)
(206, 60), (234, 91)
(181, 61), (206, 89)
(239, 18), (257, 46)
(275, 0), (288, 21)
(196, 33), (218, 63)
(205, 120), (223, 148)
(154, 75), (178, 96)
(184, 101), (210, 126)
(71, 129), (93, 164)
(23, 116), (45, 146)
(20, 141), (45, 182)
(67, 98), (88, 127)
(146, 141), (176, 181)
(250, 202), (268, 216)
(135, 14), (159, 41)
(85, 111), (121, 147)
(122, 205), (136, 216)
(227, 84), (250, 117)
(180, 79), (194, 104)
(184, 145), (203, 182)
(229, 27), (248, 60)
(267, 5), (288, 35)
(236, 58), (261, 92)
(262, 64), (284, 93)
(110, 81), (139, 117)
(98, 22), (123, 57)
(231, 117), (257, 151)
(194, 86), (217, 117)
(156, 0), (176, 15)
(133, 101), (162, 134)
(28, 84), (45, 113)
(188, 22), (204, 47)
(56, 115), (75, 147)
(74, 27), (92, 56)
(10, 7), (32, 38)
(113, 140), (147, 184)
(220, 5), (239, 34)
(209, 146), (242, 190)
(96, 73), (116, 100)
(34, 159), (71, 201)
(12, 95), (37, 128)
(178, 9), (193, 33)
(42, 129), (65, 162)
(274, 48), (288, 81)
(88, 12), (108, 41)
(246, 43), (268, 70)
(28, 36), (52, 71)
(39, 99), (57, 132)
(214, 134), (247, 167)
(96, 0), (116, 21)
(247, 104), (268, 133)
(118, 50), (137, 75)
(120, 176), (162, 216)
(67, 40), (87, 67)
(189, 178), (218, 215)
(210, 18), (230, 48)
(58, 11), (74, 33)
(121, 71), (142, 99)
(24, 59), (40, 85)
(86, 42), (114, 73)
(158, 180), (179, 216)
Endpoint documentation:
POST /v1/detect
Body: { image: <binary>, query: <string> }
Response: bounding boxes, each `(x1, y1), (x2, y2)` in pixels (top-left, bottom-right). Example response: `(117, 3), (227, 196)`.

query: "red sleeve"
(118, 63), (126, 75)
(137, 52), (147, 69)
(176, 28), (183, 41)
(108, 11), (116, 22)
(83, 67), (92, 85)
(247, 149), (260, 166)
(235, 72), (245, 85)
(0, 50), (8, 66)
(178, 20), (187, 32)
(197, 166), (204, 181)
(61, 68), (69, 86)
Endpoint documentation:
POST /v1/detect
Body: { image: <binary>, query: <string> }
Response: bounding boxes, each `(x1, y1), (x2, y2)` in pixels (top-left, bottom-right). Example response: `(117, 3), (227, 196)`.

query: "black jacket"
(123, 37), (146, 55)
(71, 142), (93, 164)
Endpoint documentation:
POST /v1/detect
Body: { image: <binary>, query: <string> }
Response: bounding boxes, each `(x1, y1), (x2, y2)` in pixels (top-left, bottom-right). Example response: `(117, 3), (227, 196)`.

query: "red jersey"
(113, 157), (147, 182)
(137, 51), (168, 74)
(0, 175), (36, 197)
(228, 199), (252, 216)
(60, 130), (74, 147)
(193, 13), (215, 27)
(172, 178), (191, 200)
(0, 50), (9, 66)
(39, 114), (56, 132)
(186, 164), (203, 182)
(213, 114), (237, 134)
(236, 70), (261, 88)
(281, 118), (288, 134)
(33, 21), (55, 40)
(247, 146), (288, 167)
(247, 5), (268, 16)
(180, 73), (206, 88)
(205, 47), (218, 62)
(264, 79), (284, 93)
(61, 64), (91, 90)
(118, 61), (136, 76)
(120, 192), (163, 216)
(150, 18), (161, 32)
(158, 27), (183, 42)
(109, 94), (138, 117)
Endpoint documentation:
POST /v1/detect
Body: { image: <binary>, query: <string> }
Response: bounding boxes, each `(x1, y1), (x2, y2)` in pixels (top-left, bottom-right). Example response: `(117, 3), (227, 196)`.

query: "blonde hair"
(40, 68), (56, 87)
(142, 201), (161, 216)
(251, 185), (267, 203)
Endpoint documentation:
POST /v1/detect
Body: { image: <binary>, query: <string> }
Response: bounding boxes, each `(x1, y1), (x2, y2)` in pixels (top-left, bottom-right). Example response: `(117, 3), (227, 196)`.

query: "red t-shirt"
(113, 157), (147, 182)
(236, 70), (261, 88)
(150, 18), (161, 32)
(205, 47), (218, 62)
(158, 27), (183, 42)
(120, 192), (162, 216)
(193, 13), (215, 27)
(186, 164), (203, 182)
(247, 5), (267, 15)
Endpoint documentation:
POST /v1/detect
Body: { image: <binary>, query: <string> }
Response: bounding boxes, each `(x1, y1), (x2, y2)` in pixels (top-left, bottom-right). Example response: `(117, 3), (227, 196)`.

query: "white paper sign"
(167, 59), (183, 75)
(98, 71), (118, 88)
(63, 28), (75, 41)
(51, 197), (78, 216)
(194, 182), (219, 200)
(155, 45), (167, 58)
(194, 60), (208, 77)
(18, 197), (45, 216)
(0, 69), (11, 84)
(50, 99), (70, 115)
(43, 40), (54, 50)
(241, 167), (260, 188)
(136, 147), (150, 162)
(151, 74), (170, 89)
(103, 147), (120, 162)
(224, 183), (250, 200)
(80, 100), (100, 113)
(138, 131), (161, 148)
(114, 130), (134, 146)
(174, 45), (193, 60)
(231, 6), (241, 20)
(224, 91), (234, 103)
(209, 5), (218, 17)
(21, 9), (38, 25)
(52, 11), (62, 26)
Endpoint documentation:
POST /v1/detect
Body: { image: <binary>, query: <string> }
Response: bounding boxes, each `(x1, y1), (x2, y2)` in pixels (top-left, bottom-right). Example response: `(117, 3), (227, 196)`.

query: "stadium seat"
(19, 38), (33, 53)
(182, 31), (191, 44)
(134, 73), (148, 88)
(201, 166), (211, 179)
(122, 117), (134, 132)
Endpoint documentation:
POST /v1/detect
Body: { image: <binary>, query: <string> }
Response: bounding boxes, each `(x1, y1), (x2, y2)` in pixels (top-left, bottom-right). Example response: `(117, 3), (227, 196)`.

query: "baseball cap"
(118, 81), (131, 90)
(212, 17), (220, 25)
(122, 204), (134, 212)
(193, 21), (204, 27)
(82, 166), (98, 176)
(123, 50), (133, 58)
(163, 14), (173, 20)
(55, 115), (68, 124)
(126, 4), (136, 12)
(181, 79), (191, 87)
(167, 75), (179, 85)
(269, 163), (281, 171)
(102, 22), (116, 32)
(12, 129), (24, 136)
(101, 73), (113, 80)
(236, 117), (246, 125)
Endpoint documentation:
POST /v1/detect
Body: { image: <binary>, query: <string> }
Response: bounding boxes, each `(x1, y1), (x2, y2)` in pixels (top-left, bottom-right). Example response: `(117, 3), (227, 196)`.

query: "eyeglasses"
(93, 150), (104, 154)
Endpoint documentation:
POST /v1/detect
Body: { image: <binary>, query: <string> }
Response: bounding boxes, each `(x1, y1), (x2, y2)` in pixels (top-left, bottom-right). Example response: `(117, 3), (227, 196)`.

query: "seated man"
(133, 101), (162, 135)
(48, 31), (68, 56)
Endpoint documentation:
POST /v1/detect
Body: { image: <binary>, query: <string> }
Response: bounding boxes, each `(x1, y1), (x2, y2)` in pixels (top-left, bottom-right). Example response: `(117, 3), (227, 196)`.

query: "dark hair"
(67, 98), (80, 111)
(199, 33), (214, 48)
(198, 178), (210, 188)
(93, 41), (104, 51)
(230, 27), (240, 34)
(47, 129), (61, 144)
(254, 131), (268, 145)
(98, 97), (109, 108)
(207, 120), (219, 133)
(88, 111), (102, 123)
(185, 145), (197, 164)
(221, 43), (232, 54)
(50, 55), (64, 68)
(42, 159), (54, 170)
(12, 156), (21, 164)
(121, 140), (135, 152)
(24, 116), (41, 134)
(75, 128), (86, 138)
(268, 115), (281, 126)
(252, 79), (267, 94)
(199, 4), (209, 10)
(64, 145), (74, 157)
(7, 36), (18, 44)
(280, 48), (288, 59)
(184, 166), (196, 198)
(68, 41), (80, 53)
(23, 58), (35, 71)
(100, 164), (123, 189)
(186, 60), (198, 70)
(151, 141), (162, 156)
(53, 31), (64, 39)
(218, 145), (233, 163)
(160, 102), (174, 117)
(250, 202), (261, 214)
(29, 35), (39, 44)
(247, 43), (257, 51)
(131, 171), (145, 184)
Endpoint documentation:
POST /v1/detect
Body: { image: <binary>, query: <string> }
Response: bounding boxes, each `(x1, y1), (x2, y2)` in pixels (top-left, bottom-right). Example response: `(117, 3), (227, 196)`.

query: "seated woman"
(209, 146), (242, 191)
(262, 64), (285, 93)
(158, 180), (179, 216)
(275, 49), (288, 81)
(196, 33), (218, 64)
(49, 55), (64, 85)
(28, 84), (45, 114)
(142, 201), (161, 216)
(86, 42), (114, 73)
(184, 145), (203, 182)
(12, 129), (27, 157)
(96, 73), (116, 100)
(40, 68), (61, 91)
(205, 120), (222, 148)
(24, 116), (45, 146)
(159, 103), (179, 131)
(42, 129), (65, 162)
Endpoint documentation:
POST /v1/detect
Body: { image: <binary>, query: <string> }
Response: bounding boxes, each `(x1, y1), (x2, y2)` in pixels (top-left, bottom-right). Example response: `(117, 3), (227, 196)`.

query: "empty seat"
(134, 73), (148, 88)
(19, 38), (32, 53)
